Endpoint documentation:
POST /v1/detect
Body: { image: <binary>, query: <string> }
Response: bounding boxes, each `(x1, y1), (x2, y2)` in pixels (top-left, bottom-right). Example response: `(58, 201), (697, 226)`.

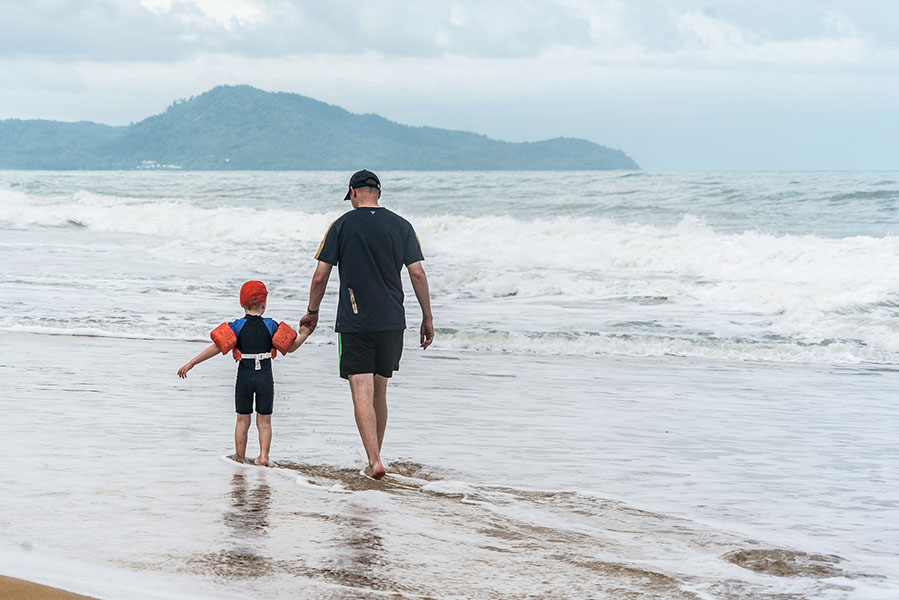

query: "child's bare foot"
(257, 456), (269, 467)
(364, 461), (386, 480)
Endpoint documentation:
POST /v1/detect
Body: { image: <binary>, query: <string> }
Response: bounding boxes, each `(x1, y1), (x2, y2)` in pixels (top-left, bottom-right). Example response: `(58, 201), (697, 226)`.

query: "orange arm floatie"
(210, 322), (237, 355)
(271, 321), (298, 355)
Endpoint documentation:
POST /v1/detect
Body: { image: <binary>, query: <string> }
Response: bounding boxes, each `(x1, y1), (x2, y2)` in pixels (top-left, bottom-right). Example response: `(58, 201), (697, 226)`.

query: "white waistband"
(240, 352), (271, 371)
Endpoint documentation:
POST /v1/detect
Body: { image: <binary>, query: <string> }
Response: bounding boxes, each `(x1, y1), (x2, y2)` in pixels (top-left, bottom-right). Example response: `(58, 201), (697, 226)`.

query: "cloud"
(0, 1), (594, 61)
(1, 1), (897, 169)
(1, 1), (891, 67)
(0, 60), (87, 93)
(138, 0), (267, 29)
(669, 9), (871, 67)
(0, 1), (197, 61)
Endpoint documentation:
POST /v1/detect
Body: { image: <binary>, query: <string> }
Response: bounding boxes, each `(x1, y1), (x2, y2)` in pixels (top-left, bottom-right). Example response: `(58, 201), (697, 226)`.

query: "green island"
(0, 85), (639, 170)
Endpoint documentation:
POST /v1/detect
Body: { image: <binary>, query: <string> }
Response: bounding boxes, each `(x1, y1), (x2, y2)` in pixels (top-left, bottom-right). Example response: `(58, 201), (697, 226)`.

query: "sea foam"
(2, 184), (898, 364)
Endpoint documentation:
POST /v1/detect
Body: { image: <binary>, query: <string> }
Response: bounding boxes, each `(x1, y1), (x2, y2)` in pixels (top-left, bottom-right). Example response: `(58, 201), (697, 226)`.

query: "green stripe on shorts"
(337, 332), (342, 377)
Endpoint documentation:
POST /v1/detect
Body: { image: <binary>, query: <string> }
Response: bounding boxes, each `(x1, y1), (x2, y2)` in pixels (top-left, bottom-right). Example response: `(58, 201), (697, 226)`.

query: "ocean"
(1, 170), (897, 599)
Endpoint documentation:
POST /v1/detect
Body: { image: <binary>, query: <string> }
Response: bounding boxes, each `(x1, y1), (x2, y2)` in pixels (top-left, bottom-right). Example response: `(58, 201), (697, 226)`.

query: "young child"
(178, 280), (311, 466)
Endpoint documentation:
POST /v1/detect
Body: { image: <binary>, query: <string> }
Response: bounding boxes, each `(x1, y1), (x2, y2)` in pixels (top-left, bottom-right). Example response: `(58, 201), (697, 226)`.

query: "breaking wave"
(2, 185), (898, 364)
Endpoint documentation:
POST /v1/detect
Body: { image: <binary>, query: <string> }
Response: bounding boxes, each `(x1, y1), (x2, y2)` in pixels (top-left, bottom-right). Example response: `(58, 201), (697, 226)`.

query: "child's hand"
(287, 326), (313, 353)
(178, 343), (218, 376)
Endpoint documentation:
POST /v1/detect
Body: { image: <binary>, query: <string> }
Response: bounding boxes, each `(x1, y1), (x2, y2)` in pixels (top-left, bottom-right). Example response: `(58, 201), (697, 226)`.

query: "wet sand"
(0, 576), (98, 600)
(2, 331), (897, 599)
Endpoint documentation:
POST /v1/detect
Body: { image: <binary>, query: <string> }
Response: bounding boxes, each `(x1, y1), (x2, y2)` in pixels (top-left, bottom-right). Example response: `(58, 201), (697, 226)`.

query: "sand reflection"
(196, 472), (274, 579)
(225, 472), (272, 536)
(317, 501), (398, 598)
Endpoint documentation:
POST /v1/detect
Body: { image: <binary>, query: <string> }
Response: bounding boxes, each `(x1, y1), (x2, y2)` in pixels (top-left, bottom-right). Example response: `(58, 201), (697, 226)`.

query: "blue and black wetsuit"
(233, 314), (277, 415)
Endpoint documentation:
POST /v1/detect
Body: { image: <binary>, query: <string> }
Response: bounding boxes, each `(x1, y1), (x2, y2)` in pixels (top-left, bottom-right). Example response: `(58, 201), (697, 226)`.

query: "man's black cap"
(344, 170), (381, 200)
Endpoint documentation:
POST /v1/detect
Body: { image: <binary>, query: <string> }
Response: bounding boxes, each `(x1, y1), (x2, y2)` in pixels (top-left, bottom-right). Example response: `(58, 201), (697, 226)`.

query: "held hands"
(299, 310), (319, 333)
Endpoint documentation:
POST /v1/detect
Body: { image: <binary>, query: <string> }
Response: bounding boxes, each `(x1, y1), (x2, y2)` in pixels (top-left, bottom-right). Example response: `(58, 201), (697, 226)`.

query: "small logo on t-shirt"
(370, 210), (376, 214)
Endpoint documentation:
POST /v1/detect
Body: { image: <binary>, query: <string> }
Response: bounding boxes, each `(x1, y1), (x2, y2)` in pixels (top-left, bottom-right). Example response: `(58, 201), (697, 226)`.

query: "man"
(301, 170), (434, 479)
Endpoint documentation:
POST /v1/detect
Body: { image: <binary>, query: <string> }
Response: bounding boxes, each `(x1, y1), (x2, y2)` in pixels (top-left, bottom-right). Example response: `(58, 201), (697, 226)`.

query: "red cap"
(240, 280), (268, 307)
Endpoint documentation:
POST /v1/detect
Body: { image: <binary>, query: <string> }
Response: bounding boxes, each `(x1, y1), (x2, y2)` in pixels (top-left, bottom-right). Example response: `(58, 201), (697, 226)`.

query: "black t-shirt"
(315, 207), (424, 333)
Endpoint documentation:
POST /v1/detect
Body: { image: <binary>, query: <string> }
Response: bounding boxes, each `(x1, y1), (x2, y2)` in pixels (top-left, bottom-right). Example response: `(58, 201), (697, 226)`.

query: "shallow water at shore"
(2, 170), (898, 598)
(1, 331), (897, 599)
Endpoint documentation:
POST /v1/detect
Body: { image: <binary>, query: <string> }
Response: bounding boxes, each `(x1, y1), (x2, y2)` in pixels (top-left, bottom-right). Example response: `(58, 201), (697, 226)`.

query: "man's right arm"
(407, 260), (434, 349)
(301, 260), (333, 332)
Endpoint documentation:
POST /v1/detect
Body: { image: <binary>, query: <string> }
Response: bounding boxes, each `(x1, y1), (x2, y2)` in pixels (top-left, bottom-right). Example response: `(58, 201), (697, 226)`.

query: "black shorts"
(234, 361), (274, 415)
(338, 330), (404, 379)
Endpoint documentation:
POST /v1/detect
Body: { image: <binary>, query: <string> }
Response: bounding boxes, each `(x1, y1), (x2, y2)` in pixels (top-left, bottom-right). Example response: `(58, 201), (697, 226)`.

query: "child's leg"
(234, 368), (255, 461)
(256, 414), (272, 466)
(253, 365), (275, 467)
(235, 414), (252, 461)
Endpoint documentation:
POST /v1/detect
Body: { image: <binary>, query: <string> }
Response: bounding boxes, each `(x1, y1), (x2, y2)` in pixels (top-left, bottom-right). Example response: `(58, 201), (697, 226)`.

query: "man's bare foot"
(364, 462), (386, 480)
(233, 453), (247, 463)
(257, 456), (269, 467)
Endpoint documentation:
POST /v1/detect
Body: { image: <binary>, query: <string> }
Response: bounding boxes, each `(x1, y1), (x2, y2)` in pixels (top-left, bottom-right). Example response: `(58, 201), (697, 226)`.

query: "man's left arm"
(407, 260), (434, 349)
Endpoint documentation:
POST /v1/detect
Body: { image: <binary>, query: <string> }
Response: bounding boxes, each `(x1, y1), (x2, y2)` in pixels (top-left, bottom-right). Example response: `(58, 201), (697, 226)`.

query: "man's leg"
(235, 414), (252, 461)
(256, 414), (272, 467)
(373, 375), (389, 450)
(348, 373), (386, 479)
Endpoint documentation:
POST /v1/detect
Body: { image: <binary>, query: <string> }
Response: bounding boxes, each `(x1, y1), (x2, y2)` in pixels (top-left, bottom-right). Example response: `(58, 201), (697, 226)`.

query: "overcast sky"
(1, 0), (897, 170)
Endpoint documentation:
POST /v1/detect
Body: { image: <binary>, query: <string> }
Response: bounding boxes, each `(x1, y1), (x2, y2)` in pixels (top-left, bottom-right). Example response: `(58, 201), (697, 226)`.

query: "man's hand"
(408, 261), (433, 349)
(300, 311), (319, 333)
(420, 319), (434, 350)
(177, 362), (193, 378)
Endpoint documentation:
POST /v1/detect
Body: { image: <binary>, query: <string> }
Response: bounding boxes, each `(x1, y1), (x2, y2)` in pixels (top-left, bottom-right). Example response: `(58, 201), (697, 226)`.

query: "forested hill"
(0, 85), (639, 170)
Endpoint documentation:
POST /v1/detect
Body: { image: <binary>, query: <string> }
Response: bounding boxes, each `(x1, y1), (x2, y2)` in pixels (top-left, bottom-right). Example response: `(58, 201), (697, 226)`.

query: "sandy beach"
(2, 329), (897, 599)
(0, 576), (98, 600)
